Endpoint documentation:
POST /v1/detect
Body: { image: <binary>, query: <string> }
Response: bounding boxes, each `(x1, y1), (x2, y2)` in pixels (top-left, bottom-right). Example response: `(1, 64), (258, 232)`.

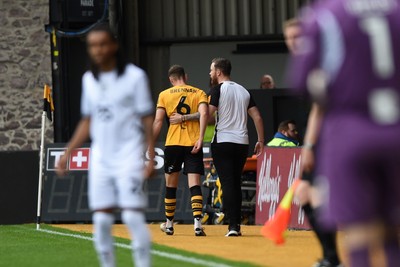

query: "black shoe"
(195, 228), (206, 236)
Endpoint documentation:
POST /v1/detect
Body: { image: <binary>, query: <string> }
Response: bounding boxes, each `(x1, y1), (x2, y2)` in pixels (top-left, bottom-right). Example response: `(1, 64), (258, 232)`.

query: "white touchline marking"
(37, 228), (233, 267)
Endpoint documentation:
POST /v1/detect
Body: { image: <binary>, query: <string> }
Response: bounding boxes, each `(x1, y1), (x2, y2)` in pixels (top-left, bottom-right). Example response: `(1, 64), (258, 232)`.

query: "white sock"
(93, 212), (115, 267)
(122, 210), (151, 267)
(166, 218), (173, 228)
(194, 217), (202, 230)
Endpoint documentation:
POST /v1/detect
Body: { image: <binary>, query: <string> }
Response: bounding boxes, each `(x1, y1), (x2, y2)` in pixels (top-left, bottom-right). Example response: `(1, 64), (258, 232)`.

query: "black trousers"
(211, 142), (249, 230)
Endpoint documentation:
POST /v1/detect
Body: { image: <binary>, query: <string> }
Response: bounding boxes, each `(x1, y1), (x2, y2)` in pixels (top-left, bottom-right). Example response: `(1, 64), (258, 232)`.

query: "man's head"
(87, 23), (119, 68)
(209, 58), (231, 87)
(278, 120), (298, 140)
(168, 65), (187, 85)
(283, 18), (302, 55)
(260, 74), (275, 89)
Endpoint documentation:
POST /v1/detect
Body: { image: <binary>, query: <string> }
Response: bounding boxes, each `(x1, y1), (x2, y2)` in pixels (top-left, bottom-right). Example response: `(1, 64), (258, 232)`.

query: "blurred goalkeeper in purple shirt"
(290, 0), (400, 266)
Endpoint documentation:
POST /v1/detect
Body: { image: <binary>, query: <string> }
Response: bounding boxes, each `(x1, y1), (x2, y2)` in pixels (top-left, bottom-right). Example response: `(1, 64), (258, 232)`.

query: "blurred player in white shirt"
(56, 24), (154, 267)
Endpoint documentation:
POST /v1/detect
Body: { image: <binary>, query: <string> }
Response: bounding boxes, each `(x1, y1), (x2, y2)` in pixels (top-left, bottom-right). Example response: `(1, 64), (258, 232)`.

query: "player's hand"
(301, 147), (315, 173)
(191, 139), (203, 154)
(254, 141), (264, 156)
(145, 146), (155, 179)
(144, 159), (155, 179)
(55, 155), (69, 177)
(295, 180), (311, 206)
(147, 145), (155, 161)
(169, 113), (183, 125)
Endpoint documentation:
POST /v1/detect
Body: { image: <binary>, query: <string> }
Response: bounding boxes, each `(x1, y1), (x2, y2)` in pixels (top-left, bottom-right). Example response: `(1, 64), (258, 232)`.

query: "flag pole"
(37, 84), (54, 230)
(36, 110), (47, 230)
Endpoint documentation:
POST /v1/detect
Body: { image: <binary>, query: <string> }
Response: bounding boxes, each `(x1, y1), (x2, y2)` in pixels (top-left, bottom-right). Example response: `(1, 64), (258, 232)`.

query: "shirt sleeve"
(134, 71), (154, 117)
(198, 90), (208, 106)
(209, 84), (222, 107)
(156, 91), (165, 110)
(288, 12), (321, 97)
(80, 74), (92, 117)
(248, 91), (256, 109)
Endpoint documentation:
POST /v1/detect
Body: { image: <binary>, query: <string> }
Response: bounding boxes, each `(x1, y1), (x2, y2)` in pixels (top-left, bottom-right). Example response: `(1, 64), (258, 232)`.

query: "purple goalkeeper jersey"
(291, 0), (400, 125)
(290, 0), (400, 226)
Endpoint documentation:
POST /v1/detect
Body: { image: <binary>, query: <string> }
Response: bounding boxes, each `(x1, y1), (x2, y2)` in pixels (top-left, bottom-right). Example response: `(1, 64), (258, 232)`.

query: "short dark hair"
(89, 22), (118, 41)
(168, 65), (185, 79)
(278, 120), (296, 132)
(87, 23), (127, 80)
(212, 58), (232, 76)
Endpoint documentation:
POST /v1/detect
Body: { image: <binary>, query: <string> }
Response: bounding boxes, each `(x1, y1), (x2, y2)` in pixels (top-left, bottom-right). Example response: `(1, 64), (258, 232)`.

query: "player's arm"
(149, 108), (165, 173)
(169, 112), (200, 124)
(152, 108), (165, 142)
(301, 103), (324, 173)
(289, 17), (323, 173)
(56, 117), (90, 176)
(208, 105), (217, 124)
(142, 114), (155, 178)
(208, 85), (220, 124)
(192, 103), (208, 154)
(133, 71), (156, 178)
(248, 106), (265, 156)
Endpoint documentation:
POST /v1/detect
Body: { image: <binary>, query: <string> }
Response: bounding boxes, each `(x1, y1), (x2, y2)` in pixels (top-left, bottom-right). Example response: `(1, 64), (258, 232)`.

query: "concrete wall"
(0, 0), (53, 150)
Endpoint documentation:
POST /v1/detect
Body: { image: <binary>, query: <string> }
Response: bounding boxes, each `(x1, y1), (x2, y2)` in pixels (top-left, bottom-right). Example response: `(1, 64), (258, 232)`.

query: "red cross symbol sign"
(69, 148), (90, 170)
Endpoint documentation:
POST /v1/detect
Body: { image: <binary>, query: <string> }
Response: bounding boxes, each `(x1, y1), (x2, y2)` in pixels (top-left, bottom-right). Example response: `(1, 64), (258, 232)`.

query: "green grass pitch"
(0, 224), (258, 267)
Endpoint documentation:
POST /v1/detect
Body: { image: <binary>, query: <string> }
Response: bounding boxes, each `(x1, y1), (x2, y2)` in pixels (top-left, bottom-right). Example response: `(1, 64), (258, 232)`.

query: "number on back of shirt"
(361, 16), (400, 124)
(360, 16), (394, 79)
(177, 96), (191, 115)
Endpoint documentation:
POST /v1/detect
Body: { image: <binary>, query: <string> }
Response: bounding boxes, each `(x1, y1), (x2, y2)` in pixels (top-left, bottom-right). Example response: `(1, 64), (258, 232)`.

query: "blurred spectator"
(260, 74), (275, 89)
(267, 120), (299, 147)
(283, 18), (301, 55)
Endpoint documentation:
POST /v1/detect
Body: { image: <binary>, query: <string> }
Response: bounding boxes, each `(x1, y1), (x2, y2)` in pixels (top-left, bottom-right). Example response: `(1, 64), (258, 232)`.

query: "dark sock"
(384, 239), (400, 267)
(314, 207), (340, 265)
(189, 185), (203, 219)
(165, 187), (177, 222)
(350, 247), (370, 267)
(303, 204), (340, 265)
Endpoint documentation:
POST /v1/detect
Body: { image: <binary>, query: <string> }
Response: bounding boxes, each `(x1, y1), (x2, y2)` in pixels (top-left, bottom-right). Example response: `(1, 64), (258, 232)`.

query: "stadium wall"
(0, 0), (53, 151)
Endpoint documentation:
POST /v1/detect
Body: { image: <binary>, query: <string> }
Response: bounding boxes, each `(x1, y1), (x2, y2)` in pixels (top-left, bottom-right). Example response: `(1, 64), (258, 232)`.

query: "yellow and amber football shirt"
(157, 85), (208, 146)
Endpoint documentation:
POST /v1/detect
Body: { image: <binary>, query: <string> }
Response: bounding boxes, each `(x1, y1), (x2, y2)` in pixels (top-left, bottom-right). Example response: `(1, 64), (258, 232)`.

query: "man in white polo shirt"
(208, 58), (265, 237)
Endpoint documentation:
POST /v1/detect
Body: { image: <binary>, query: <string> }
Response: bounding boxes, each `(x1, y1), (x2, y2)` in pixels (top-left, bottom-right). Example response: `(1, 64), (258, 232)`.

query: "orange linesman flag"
(261, 179), (300, 245)
(43, 84), (54, 121)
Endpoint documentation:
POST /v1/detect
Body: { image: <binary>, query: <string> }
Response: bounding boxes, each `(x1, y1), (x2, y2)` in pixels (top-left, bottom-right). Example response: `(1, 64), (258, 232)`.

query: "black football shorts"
(164, 146), (204, 175)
